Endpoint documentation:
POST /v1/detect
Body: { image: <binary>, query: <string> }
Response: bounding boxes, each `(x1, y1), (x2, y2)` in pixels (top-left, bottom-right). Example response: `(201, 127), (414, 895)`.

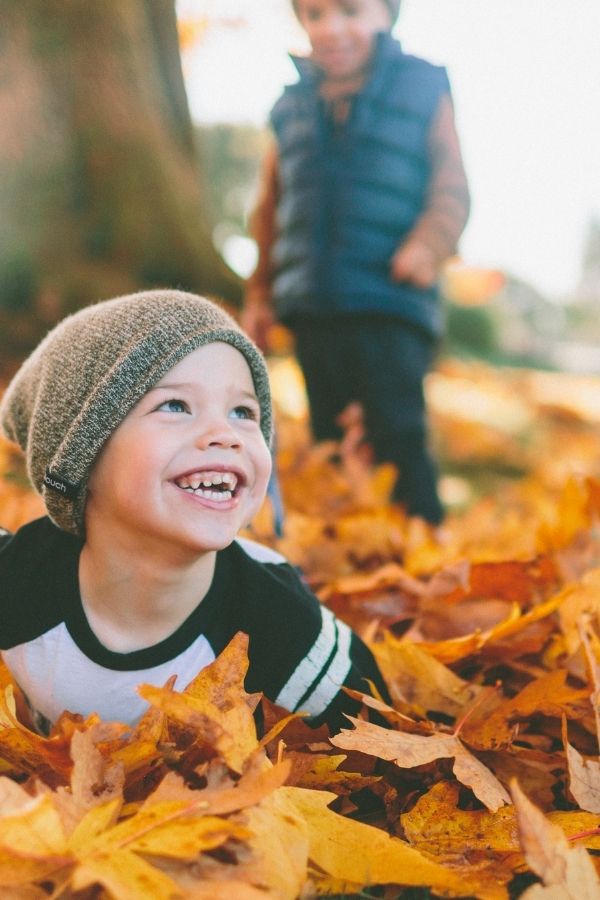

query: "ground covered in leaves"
(3, 358), (600, 898)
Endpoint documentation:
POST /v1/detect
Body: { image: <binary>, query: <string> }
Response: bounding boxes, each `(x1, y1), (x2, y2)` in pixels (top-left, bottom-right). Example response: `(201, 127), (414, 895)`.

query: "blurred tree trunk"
(0, 0), (241, 357)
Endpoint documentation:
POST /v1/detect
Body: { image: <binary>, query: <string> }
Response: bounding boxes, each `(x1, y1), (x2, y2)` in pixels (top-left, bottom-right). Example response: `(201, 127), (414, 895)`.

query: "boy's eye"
(231, 404), (259, 421)
(303, 3), (322, 21)
(156, 398), (189, 414)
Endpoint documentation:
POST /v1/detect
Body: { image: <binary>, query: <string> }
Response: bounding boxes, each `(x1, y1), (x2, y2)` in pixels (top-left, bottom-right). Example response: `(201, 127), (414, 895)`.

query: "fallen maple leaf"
(563, 718), (600, 814)
(283, 785), (462, 894)
(371, 634), (481, 718)
(139, 631), (260, 773)
(417, 590), (567, 665)
(462, 669), (590, 752)
(511, 778), (600, 898)
(0, 686), (74, 786)
(54, 726), (124, 835)
(402, 780), (519, 855)
(332, 716), (510, 812)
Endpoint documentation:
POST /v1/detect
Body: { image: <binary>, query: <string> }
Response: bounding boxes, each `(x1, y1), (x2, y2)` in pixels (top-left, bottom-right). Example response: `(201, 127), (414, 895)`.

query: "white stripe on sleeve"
(295, 619), (352, 718)
(274, 606), (337, 711)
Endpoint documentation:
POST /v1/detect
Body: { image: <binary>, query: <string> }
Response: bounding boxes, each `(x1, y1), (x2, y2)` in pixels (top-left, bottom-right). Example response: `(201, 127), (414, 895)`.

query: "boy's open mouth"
(174, 470), (241, 502)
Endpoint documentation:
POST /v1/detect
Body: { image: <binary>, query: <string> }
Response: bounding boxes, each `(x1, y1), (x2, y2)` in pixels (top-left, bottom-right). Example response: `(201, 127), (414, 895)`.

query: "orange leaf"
(372, 636), (481, 717)
(139, 632), (259, 772)
(0, 687), (73, 785)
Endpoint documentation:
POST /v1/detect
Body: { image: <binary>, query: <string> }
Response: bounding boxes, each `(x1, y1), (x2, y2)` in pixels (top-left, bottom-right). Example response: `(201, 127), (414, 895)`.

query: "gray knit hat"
(0, 289), (272, 537)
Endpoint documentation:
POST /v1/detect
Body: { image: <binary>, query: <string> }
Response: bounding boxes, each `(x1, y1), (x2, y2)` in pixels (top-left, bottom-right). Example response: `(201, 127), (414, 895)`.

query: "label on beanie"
(44, 469), (80, 499)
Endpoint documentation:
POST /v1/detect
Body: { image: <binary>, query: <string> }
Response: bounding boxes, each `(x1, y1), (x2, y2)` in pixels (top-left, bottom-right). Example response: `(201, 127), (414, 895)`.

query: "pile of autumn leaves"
(4, 361), (600, 898)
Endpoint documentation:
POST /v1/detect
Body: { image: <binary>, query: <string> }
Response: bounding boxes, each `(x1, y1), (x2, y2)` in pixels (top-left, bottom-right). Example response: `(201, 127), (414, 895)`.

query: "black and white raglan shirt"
(0, 517), (388, 735)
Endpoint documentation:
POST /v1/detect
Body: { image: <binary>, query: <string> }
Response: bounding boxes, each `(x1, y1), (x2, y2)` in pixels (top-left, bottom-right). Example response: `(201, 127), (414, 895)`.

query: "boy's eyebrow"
(148, 382), (193, 392)
(149, 382), (258, 399)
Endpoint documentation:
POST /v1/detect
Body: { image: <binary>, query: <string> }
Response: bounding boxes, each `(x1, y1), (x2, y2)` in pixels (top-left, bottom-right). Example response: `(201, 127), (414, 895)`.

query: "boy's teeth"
(176, 471), (238, 492)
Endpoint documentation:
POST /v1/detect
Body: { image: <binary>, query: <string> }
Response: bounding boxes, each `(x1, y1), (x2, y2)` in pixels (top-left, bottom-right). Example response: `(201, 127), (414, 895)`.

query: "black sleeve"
(231, 546), (390, 733)
(0, 517), (79, 648)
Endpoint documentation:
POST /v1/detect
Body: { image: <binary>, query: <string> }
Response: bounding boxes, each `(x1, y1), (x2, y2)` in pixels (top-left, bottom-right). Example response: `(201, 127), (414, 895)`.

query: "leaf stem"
(453, 684), (499, 737)
(568, 826), (600, 842)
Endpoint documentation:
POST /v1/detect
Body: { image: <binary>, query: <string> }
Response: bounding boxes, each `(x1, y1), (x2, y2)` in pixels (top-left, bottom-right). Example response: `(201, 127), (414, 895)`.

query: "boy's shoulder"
(0, 515), (74, 557)
(222, 537), (322, 631)
(378, 35), (450, 91)
(226, 537), (315, 608)
(0, 516), (79, 648)
(234, 536), (288, 567)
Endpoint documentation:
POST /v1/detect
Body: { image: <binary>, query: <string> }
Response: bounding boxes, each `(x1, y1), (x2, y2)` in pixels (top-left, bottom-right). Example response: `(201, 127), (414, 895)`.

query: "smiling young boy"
(0, 289), (387, 735)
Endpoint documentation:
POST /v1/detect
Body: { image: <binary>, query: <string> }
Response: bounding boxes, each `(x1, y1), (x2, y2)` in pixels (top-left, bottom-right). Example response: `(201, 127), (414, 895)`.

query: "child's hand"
(390, 241), (438, 288)
(240, 299), (275, 352)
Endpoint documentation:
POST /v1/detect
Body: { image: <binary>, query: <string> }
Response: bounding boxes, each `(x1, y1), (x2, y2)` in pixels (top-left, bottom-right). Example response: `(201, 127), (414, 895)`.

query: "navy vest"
(270, 33), (449, 336)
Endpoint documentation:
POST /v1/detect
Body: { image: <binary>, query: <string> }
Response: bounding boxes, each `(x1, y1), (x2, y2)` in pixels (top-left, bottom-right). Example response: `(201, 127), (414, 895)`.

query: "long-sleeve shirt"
(0, 516), (389, 735)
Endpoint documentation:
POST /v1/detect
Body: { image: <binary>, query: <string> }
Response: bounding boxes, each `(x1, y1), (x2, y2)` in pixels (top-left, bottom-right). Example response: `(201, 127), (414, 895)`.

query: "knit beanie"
(0, 289), (272, 537)
(292, 0), (401, 25)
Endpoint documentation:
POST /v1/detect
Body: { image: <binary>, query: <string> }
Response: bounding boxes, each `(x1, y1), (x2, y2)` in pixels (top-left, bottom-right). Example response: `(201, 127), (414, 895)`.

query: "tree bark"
(0, 0), (241, 357)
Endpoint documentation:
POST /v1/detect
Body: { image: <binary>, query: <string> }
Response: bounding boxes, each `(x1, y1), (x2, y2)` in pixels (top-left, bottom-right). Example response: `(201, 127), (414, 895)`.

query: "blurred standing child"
(243, 0), (470, 524)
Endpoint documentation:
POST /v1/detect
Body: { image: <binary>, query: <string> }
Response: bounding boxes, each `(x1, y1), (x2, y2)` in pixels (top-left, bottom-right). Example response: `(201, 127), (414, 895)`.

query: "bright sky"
(179, 0), (600, 300)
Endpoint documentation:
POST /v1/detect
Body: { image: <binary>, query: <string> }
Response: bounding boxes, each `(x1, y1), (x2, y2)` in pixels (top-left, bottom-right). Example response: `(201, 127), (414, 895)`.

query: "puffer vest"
(270, 33), (449, 336)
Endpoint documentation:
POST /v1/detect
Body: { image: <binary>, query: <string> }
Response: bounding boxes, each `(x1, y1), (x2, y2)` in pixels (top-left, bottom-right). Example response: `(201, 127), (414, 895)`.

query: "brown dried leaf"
(54, 727), (124, 835)
(332, 717), (510, 811)
(563, 719), (600, 814)
(512, 778), (600, 898)
(146, 755), (291, 816)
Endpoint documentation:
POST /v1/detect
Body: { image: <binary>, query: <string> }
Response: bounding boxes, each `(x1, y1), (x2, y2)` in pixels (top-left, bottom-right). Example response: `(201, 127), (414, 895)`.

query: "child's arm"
(238, 545), (391, 734)
(242, 136), (280, 350)
(390, 94), (471, 288)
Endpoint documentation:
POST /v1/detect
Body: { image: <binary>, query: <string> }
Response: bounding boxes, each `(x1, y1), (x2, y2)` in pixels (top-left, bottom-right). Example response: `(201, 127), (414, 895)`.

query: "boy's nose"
(318, 12), (344, 36)
(307, 7), (343, 39)
(195, 417), (241, 449)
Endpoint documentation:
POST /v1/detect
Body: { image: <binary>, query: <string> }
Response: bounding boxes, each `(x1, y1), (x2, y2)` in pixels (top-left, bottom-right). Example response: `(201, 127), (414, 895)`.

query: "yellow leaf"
(0, 793), (66, 856)
(67, 798), (123, 853)
(0, 794), (71, 887)
(402, 782), (520, 854)
(129, 815), (249, 858)
(283, 786), (461, 891)
(372, 636), (481, 717)
(71, 848), (180, 900)
(0, 848), (71, 889)
(241, 787), (309, 899)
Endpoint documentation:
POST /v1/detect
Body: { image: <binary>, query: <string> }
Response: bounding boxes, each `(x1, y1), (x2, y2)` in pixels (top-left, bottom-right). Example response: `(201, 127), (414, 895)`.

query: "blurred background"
(2, 0), (600, 529)
(1, 0), (599, 373)
(178, 0), (600, 372)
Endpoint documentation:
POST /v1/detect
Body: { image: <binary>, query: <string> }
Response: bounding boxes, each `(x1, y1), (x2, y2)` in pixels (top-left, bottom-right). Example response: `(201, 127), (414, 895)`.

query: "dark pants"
(292, 316), (443, 524)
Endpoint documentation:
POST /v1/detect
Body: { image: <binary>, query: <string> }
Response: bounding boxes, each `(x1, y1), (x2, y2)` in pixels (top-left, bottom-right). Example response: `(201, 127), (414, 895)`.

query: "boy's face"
(86, 343), (272, 557)
(295, 0), (391, 81)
